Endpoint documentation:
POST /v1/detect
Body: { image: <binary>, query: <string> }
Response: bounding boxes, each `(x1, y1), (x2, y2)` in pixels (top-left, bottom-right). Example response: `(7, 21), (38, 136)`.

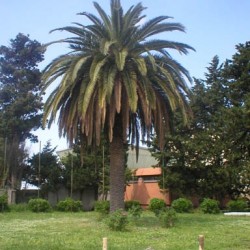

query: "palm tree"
(42, 0), (194, 212)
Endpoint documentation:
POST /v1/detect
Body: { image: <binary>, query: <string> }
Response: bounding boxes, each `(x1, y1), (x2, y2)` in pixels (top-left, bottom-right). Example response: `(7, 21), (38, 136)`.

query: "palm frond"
(100, 39), (115, 55)
(123, 2), (146, 28)
(133, 57), (147, 76)
(111, 0), (123, 40)
(150, 39), (194, 54)
(81, 56), (107, 118)
(114, 48), (128, 71)
(122, 69), (138, 112)
(136, 16), (172, 41)
(93, 2), (112, 35)
(78, 12), (102, 26)
(50, 26), (87, 37)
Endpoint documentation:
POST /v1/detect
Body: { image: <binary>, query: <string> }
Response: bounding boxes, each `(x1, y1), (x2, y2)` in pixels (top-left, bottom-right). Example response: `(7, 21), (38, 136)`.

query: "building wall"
(127, 147), (158, 169)
(125, 178), (171, 209)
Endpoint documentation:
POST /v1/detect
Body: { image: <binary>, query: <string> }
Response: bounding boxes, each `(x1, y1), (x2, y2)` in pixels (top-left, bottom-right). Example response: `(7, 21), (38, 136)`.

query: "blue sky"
(1, 0), (250, 153)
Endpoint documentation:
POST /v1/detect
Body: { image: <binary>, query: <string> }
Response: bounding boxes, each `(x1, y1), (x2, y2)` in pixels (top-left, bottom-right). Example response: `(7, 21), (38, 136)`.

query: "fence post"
(103, 237), (108, 250)
(198, 235), (204, 250)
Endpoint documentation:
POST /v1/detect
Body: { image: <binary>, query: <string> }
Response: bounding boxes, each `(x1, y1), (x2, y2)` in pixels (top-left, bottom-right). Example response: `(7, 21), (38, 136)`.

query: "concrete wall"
(16, 187), (96, 211)
(48, 187), (96, 211)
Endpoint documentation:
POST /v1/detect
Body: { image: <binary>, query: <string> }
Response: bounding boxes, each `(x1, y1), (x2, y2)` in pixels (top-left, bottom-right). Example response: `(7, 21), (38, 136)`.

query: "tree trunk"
(109, 115), (125, 212)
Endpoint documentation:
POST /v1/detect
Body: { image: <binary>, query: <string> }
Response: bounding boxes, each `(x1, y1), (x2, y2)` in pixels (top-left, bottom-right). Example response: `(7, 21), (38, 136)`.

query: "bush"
(200, 198), (220, 214)
(106, 209), (128, 231)
(128, 205), (142, 219)
(0, 193), (9, 212)
(148, 198), (166, 216)
(56, 198), (82, 212)
(159, 207), (177, 228)
(227, 199), (248, 212)
(94, 200), (110, 215)
(125, 200), (141, 211)
(171, 198), (193, 213)
(28, 198), (51, 212)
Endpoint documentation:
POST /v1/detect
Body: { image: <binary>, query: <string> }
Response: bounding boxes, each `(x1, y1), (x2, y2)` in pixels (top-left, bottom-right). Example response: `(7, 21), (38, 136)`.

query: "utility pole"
(102, 145), (105, 200)
(162, 156), (165, 190)
(2, 137), (7, 188)
(71, 153), (73, 198)
(38, 141), (41, 198)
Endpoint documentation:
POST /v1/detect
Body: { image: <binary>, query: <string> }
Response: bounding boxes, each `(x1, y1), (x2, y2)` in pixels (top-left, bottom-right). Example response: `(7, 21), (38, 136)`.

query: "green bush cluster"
(125, 200), (140, 211)
(148, 198), (166, 216)
(227, 199), (248, 212)
(128, 205), (142, 219)
(56, 198), (82, 212)
(159, 207), (177, 228)
(200, 198), (220, 214)
(148, 198), (177, 227)
(0, 193), (9, 212)
(94, 200), (110, 215)
(171, 198), (193, 213)
(106, 209), (128, 231)
(125, 200), (142, 219)
(28, 198), (51, 212)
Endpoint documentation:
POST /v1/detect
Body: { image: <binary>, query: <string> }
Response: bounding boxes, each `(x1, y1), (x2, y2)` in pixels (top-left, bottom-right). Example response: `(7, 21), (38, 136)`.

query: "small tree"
(149, 198), (166, 216)
(60, 140), (109, 199)
(24, 141), (63, 194)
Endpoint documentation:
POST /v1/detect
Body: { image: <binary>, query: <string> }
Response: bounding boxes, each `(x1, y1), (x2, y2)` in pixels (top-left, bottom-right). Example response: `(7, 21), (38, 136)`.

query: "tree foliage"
(60, 139), (110, 197)
(0, 33), (45, 188)
(24, 141), (62, 194)
(150, 42), (250, 201)
(60, 137), (131, 199)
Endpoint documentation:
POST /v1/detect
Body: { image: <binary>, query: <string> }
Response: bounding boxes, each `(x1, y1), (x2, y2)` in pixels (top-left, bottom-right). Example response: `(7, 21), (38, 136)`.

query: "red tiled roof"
(133, 167), (161, 176)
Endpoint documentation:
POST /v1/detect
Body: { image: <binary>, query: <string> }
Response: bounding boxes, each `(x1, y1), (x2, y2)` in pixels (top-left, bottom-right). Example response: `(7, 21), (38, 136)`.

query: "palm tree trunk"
(109, 115), (125, 212)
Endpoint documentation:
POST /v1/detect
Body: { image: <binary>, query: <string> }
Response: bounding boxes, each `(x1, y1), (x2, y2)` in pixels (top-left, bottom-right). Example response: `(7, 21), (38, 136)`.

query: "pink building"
(125, 148), (170, 208)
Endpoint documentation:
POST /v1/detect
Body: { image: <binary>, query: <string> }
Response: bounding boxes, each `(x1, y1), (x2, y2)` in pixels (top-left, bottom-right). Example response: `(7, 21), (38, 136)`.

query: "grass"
(0, 211), (249, 250)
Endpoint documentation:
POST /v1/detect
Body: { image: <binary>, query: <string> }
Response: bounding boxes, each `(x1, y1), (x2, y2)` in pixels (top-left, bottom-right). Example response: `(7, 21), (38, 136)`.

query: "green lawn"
(0, 211), (249, 250)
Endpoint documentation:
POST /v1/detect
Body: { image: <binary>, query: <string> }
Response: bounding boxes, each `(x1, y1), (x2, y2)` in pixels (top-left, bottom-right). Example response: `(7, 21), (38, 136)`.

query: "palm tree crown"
(42, 0), (194, 150)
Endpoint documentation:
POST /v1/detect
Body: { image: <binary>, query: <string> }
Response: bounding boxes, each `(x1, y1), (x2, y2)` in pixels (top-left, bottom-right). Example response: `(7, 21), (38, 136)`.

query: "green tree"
(0, 33), (45, 189)
(42, 0), (193, 211)
(24, 141), (63, 194)
(151, 45), (250, 201)
(222, 42), (250, 196)
(60, 139), (110, 199)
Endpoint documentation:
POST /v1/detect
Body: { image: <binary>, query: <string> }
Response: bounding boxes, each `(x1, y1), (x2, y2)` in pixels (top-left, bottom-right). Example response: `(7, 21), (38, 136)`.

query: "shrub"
(227, 199), (248, 212)
(148, 198), (166, 216)
(0, 193), (9, 212)
(94, 200), (110, 215)
(159, 207), (177, 228)
(171, 198), (193, 213)
(125, 200), (141, 211)
(106, 209), (128, 231)
(28, 198), (51, 212)
(128, 205), (142, 219)
(56, 198), (82, 212)
(200, 198), (220, 214)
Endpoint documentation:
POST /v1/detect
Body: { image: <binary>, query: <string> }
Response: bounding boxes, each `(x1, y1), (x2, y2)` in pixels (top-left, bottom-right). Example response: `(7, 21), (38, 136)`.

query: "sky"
(0, 0), (250, 154)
